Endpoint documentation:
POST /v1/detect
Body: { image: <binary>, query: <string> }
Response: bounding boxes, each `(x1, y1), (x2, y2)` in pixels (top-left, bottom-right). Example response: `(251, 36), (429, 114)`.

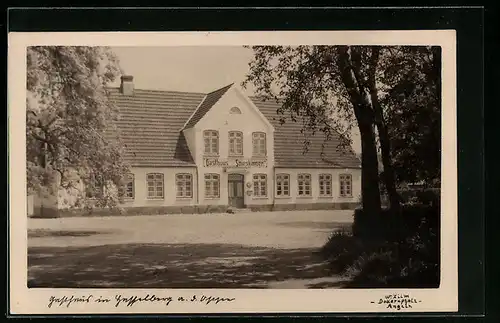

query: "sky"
(110, 46), (256, 93)
(109, 46), (361, 153)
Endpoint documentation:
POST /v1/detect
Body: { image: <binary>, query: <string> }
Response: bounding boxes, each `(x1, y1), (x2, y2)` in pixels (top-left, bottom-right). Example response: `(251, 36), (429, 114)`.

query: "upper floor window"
(176, 173), (193, 198)
(298, 173), (312, 197)
(204, 173), (220, 198)
(146, 173), (164, 199)
(339, 174), (353, 197)
(253, 174), (267, 197)
(228, 131), (243, 156)
(230, 106), (242, 114)
(204, 130), (219, 155)
(319, 174), (332, 197)
(252, 132), (267, 156)
(276, 173), (290, 197)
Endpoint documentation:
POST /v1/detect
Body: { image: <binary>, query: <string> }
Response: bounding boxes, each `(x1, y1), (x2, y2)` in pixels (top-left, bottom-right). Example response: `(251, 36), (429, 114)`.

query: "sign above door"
(204, 157), (267, 168)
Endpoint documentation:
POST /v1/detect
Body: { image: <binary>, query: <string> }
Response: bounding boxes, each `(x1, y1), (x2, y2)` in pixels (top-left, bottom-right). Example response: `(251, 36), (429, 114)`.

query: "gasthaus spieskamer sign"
(203, 157), (268, 168)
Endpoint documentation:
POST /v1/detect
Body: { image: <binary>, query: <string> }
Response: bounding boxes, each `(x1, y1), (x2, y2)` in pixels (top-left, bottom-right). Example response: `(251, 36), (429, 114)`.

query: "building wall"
(272, 167), (362, 205)
(191, 86), (276, 207)
(122, 167), (198, 208)
(54, 166), (361, 216)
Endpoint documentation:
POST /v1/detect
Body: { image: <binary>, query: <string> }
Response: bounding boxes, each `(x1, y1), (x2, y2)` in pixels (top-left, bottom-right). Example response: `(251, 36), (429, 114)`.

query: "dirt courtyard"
(28, 210), (354, 288)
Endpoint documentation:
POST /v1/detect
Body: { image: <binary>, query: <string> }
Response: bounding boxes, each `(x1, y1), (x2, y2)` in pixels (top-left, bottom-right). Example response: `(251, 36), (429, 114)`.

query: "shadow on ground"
(276, 221), (352, 230)
(28, 229), (112, 238)
(28, 242), (350, 289)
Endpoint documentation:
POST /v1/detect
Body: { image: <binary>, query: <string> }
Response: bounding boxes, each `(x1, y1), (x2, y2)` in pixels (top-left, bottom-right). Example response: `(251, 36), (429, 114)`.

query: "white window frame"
(298, 173), (312, 197)
(275, 173), (290, 197)
(203, 130), (219, 155)
(176, 173), (193, 198)
(146, 173), (164, 199)
(204, 173), (220, 198)
(319, 174), (332, 197)
(253, 173), (267, 197)
(228, 131), (243, 156)
(339, 174), (353, 197)
(252, 132), (267, 157)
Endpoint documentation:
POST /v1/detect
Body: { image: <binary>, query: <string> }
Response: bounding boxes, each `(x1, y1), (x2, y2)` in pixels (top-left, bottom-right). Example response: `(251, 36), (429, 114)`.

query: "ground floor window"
(122, 174), (134, 199)
(298, 173), (312, 196)
(319, 174), (332, 196)
(176, 173), (193, 198)
(339, 174), (353, 197)
(276, 173), (290, 197)
(253, 174), (267, 197)
(85, 172), (104, 199)
(147, 173), (164, 199)
(204, 173), (220, 198)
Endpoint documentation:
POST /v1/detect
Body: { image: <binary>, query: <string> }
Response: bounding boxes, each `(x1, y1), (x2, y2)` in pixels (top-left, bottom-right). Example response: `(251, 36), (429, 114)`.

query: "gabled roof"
(109, 86), (361, 168)
(109, 88), (204, 167)
(251, 97), (361, 168)
(183, 83), (233, 129)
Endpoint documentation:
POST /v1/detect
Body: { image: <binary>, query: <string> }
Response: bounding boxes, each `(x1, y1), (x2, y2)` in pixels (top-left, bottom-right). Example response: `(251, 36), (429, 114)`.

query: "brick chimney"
(120, 75), (134, 96)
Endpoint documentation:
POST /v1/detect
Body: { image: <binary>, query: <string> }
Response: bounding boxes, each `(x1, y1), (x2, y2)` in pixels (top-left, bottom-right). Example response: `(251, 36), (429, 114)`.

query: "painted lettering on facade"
(204, 158), (267, 168)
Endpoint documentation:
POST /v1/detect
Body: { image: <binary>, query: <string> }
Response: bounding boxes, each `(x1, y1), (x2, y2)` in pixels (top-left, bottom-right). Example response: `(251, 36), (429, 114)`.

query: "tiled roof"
(183, 84), (233, 129)
(251, 97), (361, 168)
(109, 88), (204, 167)
(109, 86), (360, 168)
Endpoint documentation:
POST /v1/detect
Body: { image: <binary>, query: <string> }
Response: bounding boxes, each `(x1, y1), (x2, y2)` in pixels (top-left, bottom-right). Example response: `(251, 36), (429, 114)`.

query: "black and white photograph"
(9, 31), (458, 314)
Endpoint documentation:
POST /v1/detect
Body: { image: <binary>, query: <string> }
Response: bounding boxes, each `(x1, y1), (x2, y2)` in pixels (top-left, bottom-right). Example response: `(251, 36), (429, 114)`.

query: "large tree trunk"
(367, 46), (401, 212)
(376, 122), (401, 212)
(337, 46), (382, 214)
(358, 122), (382, 213)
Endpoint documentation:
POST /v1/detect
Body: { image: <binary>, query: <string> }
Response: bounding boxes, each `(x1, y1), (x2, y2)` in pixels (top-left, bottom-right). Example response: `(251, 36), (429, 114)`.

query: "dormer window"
(230, 106), (242, 114)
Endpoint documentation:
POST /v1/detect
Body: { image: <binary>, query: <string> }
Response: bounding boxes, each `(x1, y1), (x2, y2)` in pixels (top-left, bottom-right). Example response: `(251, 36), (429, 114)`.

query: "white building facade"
(42, 76), (361, 217)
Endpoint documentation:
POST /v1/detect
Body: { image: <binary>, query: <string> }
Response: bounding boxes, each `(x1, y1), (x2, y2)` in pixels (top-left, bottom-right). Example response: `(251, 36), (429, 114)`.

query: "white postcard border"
(8, 30), (457, 314)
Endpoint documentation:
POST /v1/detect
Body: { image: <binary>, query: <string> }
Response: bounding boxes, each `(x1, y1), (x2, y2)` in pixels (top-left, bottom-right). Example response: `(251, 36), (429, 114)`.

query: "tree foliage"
(382, 47), (441, 186)
(26, 46), (129, 208)
(243, 45), (441, 212)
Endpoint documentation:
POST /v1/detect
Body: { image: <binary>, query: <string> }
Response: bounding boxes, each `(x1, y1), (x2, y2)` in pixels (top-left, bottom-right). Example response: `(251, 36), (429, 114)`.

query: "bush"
(352, 204), (440, 241)
(398, 188), (440, 206)
(322, 204), (440, 288)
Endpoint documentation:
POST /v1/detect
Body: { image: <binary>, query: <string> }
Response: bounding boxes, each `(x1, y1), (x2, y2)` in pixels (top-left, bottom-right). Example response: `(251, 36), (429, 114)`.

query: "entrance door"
(228, 173), (245, 208)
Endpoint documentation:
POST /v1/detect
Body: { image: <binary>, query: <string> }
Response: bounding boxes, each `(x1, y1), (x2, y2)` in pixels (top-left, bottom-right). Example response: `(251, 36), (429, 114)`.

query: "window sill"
(297, 196), (313, 199)
(252, 196), (268, 200)
(146, 197), (165, 201)
(275, 195), (291, 199)
(204, 197), (221, 200)
(318, 195), (333, 199)
(252, 155), (267, 159)
(228, 154), (244, 158)
(203, 154), (220, 158)
(339, 196), (354, 199)
(176, 197), (193, 200)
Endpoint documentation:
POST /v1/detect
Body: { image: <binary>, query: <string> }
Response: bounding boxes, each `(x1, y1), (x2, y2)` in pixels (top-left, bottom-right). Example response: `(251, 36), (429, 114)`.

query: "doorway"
(228, 173), (245, 208)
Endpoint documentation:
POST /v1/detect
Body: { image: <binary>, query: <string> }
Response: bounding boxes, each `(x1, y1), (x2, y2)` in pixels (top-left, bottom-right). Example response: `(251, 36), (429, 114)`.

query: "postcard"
(9, 30), (457, 314)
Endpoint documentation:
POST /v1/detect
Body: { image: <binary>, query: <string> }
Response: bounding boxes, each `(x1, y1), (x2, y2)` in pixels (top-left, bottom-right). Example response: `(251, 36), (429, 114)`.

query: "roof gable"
(182, 83), (233, 129)
(195, 84), (275, 132)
